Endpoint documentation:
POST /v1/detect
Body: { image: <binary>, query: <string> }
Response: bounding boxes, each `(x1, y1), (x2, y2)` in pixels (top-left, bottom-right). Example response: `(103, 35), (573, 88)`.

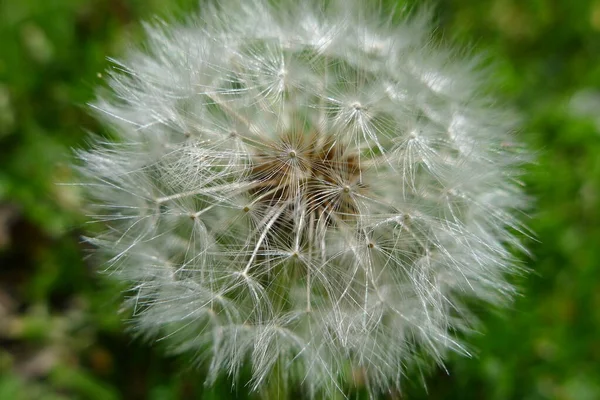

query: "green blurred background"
(1, 0), (599, 398)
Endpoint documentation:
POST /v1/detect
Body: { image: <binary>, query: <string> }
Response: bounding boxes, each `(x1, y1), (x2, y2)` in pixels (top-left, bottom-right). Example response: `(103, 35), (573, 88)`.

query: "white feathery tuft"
(76, 0), (530, 397)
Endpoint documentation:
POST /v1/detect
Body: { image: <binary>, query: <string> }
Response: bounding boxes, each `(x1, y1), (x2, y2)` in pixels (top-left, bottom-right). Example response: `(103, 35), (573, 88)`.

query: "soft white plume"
(76, 0), (529, 397)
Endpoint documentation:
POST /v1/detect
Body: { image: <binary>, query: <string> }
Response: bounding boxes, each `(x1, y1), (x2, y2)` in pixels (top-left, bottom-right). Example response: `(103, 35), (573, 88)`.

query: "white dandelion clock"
(76, 0), (529, 397)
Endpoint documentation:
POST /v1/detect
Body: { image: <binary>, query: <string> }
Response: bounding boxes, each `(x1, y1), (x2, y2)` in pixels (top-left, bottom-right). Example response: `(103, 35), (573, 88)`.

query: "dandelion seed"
(76, 0), (529, 397)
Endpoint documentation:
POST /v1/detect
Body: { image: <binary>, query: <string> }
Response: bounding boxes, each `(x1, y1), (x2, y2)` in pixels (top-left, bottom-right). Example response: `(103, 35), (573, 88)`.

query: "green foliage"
(1, 0), (599, 398)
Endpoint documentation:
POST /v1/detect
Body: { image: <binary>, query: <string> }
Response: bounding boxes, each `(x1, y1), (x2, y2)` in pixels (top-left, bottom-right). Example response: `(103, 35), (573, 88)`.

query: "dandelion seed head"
(77, 0), (529, 397)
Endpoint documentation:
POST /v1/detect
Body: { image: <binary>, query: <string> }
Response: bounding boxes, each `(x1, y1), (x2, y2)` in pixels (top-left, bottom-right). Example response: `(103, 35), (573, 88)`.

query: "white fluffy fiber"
(77, 0), (529, 397)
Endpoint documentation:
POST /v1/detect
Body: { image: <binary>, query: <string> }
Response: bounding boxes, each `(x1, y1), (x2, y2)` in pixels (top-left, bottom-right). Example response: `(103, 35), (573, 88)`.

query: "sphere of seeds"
(77, 0), (529, 397)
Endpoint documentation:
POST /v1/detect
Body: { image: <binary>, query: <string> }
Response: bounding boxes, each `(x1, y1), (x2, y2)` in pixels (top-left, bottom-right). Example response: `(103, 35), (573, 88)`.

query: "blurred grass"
(1, 0), (599, 399)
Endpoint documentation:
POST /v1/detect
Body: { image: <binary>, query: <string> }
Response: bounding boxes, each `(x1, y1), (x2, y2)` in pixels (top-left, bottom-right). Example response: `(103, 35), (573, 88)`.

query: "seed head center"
(249, 130), (364, 225)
